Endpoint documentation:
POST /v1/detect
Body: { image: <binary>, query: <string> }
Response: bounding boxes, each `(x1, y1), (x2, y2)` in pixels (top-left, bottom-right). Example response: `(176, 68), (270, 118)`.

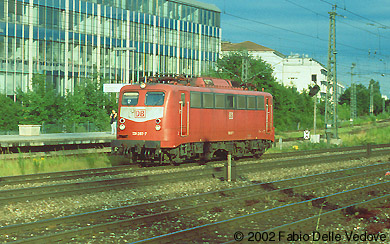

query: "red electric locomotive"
(111, 77), (274, 164)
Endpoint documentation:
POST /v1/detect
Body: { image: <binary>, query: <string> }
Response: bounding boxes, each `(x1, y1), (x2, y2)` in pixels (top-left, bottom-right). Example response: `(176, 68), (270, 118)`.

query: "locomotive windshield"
(145, 92), (165, 106)
(122, 92), (139, 106)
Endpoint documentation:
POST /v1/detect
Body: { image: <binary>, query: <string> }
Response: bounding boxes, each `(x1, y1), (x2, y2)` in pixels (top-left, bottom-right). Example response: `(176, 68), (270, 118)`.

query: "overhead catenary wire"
(318, 0), (390, 29)
(222, 11), (387, 58)
(222, 1), (390, 73)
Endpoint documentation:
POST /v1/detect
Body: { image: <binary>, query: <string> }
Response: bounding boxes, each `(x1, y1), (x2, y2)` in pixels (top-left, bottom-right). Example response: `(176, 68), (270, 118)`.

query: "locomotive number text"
(135, 109), (146, 118)
(132, 131), (148, 136)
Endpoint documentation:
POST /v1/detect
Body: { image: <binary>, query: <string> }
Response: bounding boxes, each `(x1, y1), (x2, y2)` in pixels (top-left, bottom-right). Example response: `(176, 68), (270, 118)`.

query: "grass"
(269, 117), (390, 153)
(0, 153), (112, 177)
(1, 116), (389, 177)
(341, 126), (390, 146)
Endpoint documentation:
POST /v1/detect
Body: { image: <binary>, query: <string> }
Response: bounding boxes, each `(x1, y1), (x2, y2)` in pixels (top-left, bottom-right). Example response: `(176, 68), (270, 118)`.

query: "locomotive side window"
(257, 96), (265, 110)
(247, 96), (256, 109)
(215, 94), (225, 108)
(121, 92), (139, 106)
(145, 92), (165, 106)
(181, 93), (185, 106)
(203, 93), (214, 108)
(226, 95), (235, 109)
(190, 92), (202, 108)
(237, 95), (246, 109)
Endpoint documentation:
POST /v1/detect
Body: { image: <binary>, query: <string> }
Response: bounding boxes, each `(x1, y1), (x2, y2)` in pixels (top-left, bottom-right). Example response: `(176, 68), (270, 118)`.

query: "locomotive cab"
(112, 84), (168, 162)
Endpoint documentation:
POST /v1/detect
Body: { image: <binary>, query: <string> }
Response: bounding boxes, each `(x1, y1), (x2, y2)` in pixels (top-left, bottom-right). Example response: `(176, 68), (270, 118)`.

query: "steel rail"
(1, 143), (388, 187)
(262, 144), (367, 159)
(134, 181), (390, 243)
(3, 164), (389, 243)
(0, 148), (111, 161)
(0, 168), (222, 204)
(2, 162), (386, 235)
(234, 148), (390, 179)
(1, 146), (389, 205)
(0, 164), (140, 186)
(223, 194), (390, 243)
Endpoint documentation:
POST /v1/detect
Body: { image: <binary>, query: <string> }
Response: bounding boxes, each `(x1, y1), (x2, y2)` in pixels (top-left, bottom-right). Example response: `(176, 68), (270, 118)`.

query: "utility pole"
(383, 98), (385, 114)
(370, 82), (374, 116)
(325, 6), (339, 141)
(313, 96), (317, 135)
(350, 63), (357, 121)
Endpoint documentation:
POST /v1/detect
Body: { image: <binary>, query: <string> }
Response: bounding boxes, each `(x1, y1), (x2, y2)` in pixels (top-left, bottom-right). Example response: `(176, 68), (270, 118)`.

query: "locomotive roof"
(120, 82), (272, 96)
(124, 76), (271, 95)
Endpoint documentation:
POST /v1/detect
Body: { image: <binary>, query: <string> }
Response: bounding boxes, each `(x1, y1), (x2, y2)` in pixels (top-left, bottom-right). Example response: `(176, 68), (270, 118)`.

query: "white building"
(282, 54), (328, 97)
(221, 41), (345, 98)
(221, 41), (285, 84)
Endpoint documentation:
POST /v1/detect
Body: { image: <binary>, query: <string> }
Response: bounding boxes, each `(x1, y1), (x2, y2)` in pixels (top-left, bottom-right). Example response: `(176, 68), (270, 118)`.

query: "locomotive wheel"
(168, 155), (181, 166)
(128, 150), (134, 164)
(171, 158), (181, 166)
(111, 147), (119, 155)
(198, 158), (208, 165)
(253, 150), (263, 159)
(254, 153), (262, 159)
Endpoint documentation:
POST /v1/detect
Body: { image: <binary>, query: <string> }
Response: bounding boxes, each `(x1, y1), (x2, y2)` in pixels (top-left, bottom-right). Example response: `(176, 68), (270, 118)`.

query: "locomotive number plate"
(132, 131), (148, 136)
(229, 112), (233, 119)
(135, 109), (146, 118)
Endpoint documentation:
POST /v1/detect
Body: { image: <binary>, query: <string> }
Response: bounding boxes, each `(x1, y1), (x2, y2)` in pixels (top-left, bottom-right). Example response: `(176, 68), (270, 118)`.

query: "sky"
(201, 0), (390, 97)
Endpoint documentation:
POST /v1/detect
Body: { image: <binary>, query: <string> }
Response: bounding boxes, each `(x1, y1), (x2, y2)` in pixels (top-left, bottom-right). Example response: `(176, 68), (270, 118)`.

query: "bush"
(0, 95), (21, 131)
(0, 74), (117, 133)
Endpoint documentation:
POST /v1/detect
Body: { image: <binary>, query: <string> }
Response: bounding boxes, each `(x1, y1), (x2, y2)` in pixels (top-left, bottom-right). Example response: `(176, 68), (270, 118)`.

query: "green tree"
(206, 51), (314, 131)
(369, 79), (383, 114)
(17, 74), (64, 125)
(63, 75), (117, 131)
(339, 81), (383, 116)
(209, 51), (276, 89)
(0, 95), (22, 131)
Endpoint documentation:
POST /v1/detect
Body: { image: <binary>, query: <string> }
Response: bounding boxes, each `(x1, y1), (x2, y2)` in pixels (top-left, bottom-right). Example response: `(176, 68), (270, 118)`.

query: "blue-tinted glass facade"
(0, 0), (221, 96)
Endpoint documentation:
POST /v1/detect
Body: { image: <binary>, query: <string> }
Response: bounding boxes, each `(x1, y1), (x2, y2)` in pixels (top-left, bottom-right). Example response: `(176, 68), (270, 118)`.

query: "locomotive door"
(179, 91), (190, 136)
(266, 98), (272, 133)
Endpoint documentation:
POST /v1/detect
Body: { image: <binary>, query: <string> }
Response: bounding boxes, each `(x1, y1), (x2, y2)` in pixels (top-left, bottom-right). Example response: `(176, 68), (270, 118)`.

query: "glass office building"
(0, 0), (221, 96)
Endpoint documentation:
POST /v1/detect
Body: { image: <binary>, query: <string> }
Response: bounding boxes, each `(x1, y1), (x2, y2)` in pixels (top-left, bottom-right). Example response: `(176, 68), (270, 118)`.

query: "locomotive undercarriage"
(112, 139), (272, 164)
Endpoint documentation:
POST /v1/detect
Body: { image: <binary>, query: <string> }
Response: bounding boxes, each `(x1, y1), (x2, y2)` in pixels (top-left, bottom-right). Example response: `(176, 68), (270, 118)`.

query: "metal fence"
(0, 122), (110, 135)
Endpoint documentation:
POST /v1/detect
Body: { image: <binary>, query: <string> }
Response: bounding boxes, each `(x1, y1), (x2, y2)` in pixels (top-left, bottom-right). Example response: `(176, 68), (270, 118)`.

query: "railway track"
(138, 183), (390, 243)
(1, 162), (389, 243)
(1, 144), (389, 205)
(2, 140), (388, 162)
(2, 143), (388, 187)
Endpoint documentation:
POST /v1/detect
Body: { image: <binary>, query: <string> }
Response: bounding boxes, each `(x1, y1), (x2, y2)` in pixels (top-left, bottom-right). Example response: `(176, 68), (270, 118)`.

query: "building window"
(0, 0), (4, 21)
(312, 74), (317, 82)
(39, 6), (45, 26)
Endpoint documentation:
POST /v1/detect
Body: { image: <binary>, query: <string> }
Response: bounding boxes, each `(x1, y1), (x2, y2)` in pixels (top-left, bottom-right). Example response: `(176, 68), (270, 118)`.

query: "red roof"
(222, 41), (275, 52)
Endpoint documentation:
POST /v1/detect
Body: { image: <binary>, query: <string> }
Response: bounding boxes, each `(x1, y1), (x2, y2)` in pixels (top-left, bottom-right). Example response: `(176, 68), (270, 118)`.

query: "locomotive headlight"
(119, 124), (126, 130)
(140, 83), (147, 89)
(156, 118), (161, 124)
(119, 118), (125, 123)
(155, 124), (161, 131)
